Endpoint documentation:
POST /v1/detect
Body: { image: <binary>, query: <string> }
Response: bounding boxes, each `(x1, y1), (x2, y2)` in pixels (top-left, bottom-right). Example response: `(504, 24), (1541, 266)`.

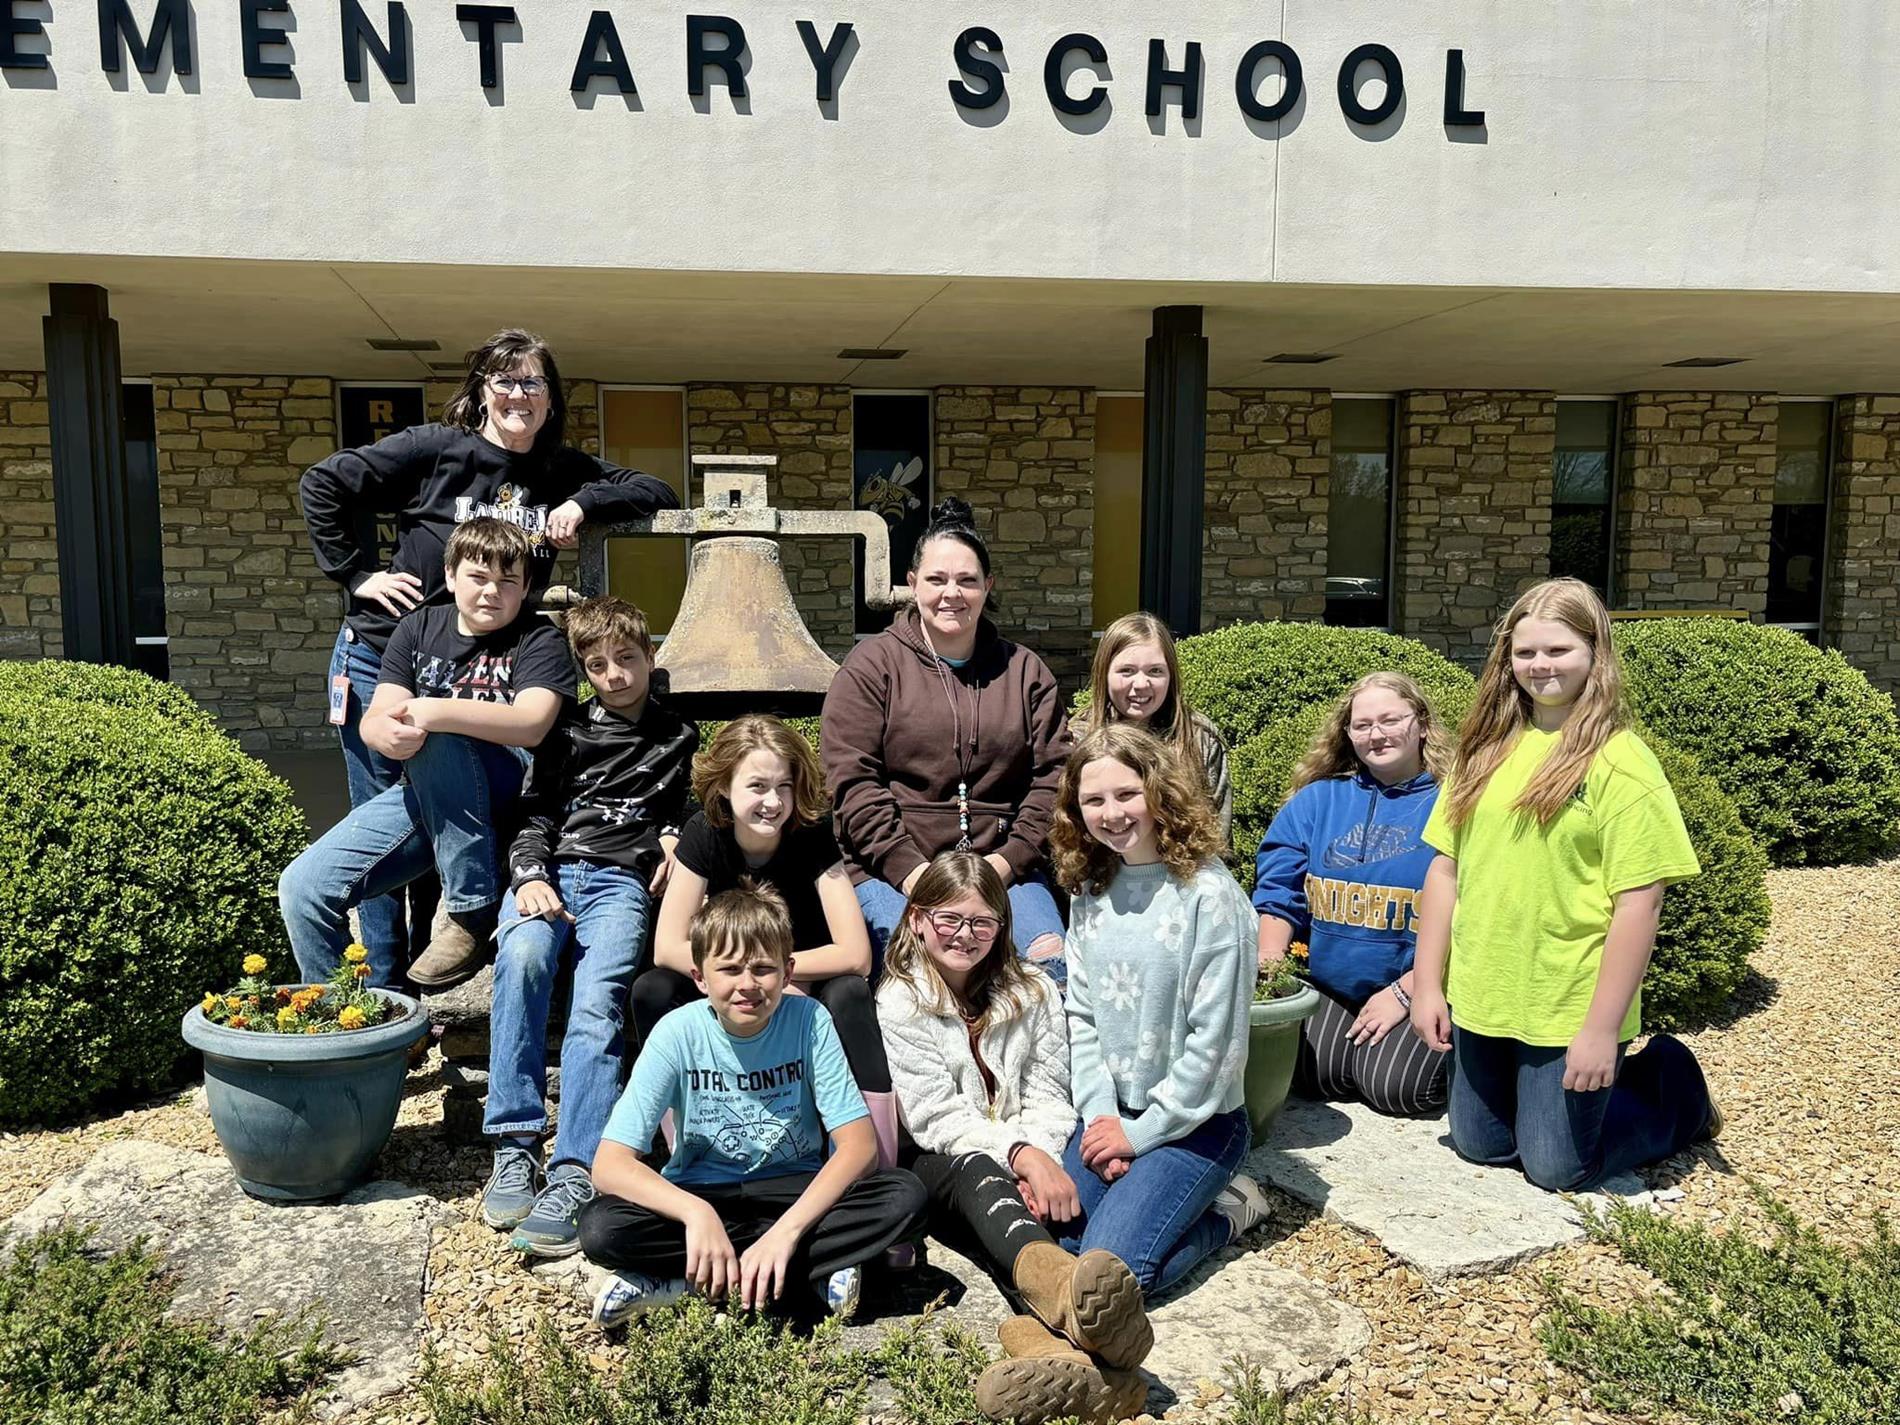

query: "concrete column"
(1140, 305), (1208, 635)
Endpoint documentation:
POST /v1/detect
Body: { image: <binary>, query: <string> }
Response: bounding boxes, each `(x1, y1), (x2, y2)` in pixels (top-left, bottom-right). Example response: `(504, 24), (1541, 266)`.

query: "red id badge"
(328, 674), (351, 726)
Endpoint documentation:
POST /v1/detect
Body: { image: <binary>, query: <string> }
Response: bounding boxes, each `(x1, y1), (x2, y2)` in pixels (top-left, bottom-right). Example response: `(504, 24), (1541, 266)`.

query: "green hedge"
(1615, 619), (1900, 866)
(693, 715), (823, 757)
(1175, 622), (1476, 752)
(0, 662), (307, 1126)
(1225, 703), (1330, 875)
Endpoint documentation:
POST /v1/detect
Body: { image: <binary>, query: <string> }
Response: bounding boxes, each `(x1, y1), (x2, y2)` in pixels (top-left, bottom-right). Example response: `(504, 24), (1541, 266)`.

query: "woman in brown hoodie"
(822, 498), (1073, 984)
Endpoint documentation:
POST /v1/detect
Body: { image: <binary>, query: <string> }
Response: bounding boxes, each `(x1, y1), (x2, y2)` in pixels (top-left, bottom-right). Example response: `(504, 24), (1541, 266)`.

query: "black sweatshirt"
(507, 694), (699, 890)
(299, 422), (679, 651)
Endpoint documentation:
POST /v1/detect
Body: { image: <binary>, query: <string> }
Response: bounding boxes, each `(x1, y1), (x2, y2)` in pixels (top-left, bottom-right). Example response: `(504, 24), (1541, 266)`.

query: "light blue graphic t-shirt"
(601, 994), (869, 1185)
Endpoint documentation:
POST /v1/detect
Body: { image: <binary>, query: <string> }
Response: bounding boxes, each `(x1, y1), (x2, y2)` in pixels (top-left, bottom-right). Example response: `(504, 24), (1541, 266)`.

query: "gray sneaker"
(510, 1164), (596, 1257)
(481, 1142), (543, 1230)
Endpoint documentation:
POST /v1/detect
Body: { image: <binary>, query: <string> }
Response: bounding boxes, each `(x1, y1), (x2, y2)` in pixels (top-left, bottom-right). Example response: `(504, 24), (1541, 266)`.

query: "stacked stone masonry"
(0, 372), (56, 658)
(1617, 392), (1777, 616)
(1202, 389), (1331, 628)
(933, 387), (1096, 682)
(1396, 391), (1556, 664)
(1828, 397), (1900, 691)
(686, 384), (855, 656)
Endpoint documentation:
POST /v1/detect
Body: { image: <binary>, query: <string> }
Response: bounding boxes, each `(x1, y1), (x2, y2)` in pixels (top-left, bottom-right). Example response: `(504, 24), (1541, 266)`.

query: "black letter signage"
(341, 0), (409, 86)
(571, 9), (634, 93)
(1145, 39), (1201, 121)
(1, 0), (48, 69)
(686, 14), (747, 99)
(98, 0), (193, 75)
(1043, 32), (1106, 117)
(948, 26), (1003, 110)
(240, 0), (293, 80)
(1235, 39), (1299, 122)
(456, 4), (515, 90)
(1444, 48), (1483, 126)
(1337, 42), (1402, 125)
(796, 19), (851, 104)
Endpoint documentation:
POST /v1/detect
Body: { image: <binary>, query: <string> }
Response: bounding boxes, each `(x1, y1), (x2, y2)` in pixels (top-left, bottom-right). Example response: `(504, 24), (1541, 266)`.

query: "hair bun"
(929, 496), (977, 530)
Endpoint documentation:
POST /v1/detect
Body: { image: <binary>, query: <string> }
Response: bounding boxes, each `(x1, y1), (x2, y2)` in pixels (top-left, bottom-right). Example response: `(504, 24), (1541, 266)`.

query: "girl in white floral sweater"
(1049, 723), (1266, 1295)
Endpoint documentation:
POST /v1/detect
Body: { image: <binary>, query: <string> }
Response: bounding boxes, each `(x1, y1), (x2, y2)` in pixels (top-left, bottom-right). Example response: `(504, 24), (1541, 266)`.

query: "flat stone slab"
(2, 1140), (453, 1416)
(1249, 1098), (1651, 1277)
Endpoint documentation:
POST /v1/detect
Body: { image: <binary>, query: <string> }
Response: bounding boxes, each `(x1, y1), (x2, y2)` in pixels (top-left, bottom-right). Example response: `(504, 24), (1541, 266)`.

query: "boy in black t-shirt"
(482, 597), (698, 1256)
(278, 518), (573, 990)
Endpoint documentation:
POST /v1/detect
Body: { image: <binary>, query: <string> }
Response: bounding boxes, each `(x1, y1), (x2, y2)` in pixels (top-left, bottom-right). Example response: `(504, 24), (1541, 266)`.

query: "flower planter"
(182, 987), (431, 1202)
(1243, 982), (1321, 1141)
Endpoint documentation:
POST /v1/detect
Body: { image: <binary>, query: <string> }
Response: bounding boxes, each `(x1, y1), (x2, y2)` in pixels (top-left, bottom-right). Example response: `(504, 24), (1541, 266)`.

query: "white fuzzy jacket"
(876, 967), (1077, 1163)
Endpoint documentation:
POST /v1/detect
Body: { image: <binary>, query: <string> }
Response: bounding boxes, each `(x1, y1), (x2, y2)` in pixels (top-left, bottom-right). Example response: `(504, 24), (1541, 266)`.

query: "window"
(122, 383), (167, 681)
(1551, 400), (1618, 599)
(1768, 400), (1832, 629)
(1091, 395), (1144, 628)
(1326, 397), (1395, 628)
(853, 392), (932, 634)
(600, 387), (687, 634)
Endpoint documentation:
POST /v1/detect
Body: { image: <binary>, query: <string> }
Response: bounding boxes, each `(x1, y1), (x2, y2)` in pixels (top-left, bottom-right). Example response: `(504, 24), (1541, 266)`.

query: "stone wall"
(934, 388), (1096, 681)
(1829, 397), (1900, 694)
(685, 384), (855, 657)
(0, 372), (56, 658)
(1395, 391), (1555, 664)
(1203, 389), (1331, 628)
(1616, 392), (1777, 615)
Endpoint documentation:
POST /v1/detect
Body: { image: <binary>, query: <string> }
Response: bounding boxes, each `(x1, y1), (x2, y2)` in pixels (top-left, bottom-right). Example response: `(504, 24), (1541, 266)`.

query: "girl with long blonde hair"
(1408, 579), (1718, 1190)
(1074, 613), (1231, 837)
(1045, 725), (1266, 1301)
(1253, 673), (1453, 1117)
(878, 852), (1153, 1425)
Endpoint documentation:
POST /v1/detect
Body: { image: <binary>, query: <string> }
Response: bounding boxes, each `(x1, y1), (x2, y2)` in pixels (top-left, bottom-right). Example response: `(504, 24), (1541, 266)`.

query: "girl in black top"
(633, 716), (897, 1166)
(298, 329), (678, 974)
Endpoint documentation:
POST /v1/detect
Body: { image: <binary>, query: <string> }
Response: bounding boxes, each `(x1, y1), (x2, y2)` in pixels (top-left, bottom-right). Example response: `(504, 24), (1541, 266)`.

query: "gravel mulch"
(2, 859), (1895, 1425)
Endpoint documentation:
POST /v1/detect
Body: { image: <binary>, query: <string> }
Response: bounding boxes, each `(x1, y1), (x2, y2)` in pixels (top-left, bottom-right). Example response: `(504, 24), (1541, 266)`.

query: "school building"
(3, 0), (1898, 752)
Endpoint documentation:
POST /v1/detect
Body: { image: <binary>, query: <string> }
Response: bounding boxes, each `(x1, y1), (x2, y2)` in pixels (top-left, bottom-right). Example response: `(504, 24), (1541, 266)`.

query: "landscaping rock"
(1250, 1098), (1651, 1277)
(421, 965), (496, 1061)
(2, 1139), (453, 1417)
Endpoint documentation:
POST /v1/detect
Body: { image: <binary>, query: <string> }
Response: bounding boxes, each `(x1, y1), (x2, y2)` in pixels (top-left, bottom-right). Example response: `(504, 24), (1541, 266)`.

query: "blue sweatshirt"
(1251, 769), (1440, 1006)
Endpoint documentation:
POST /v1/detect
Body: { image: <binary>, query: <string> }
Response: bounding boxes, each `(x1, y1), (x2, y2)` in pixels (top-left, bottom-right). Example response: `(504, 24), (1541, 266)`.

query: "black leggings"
(1295, 984), (1450, 1117)
(628, 967), (893, 1093)
(904, 1149), (1053, 1276)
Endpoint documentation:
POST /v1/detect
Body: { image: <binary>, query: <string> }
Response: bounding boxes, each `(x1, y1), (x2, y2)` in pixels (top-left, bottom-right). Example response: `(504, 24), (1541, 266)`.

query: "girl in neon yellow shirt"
(1408, 578), (1720, 1191)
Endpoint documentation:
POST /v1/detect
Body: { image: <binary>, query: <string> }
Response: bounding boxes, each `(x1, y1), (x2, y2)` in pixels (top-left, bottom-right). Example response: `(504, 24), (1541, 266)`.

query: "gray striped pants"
(1294, 985), (1450, 1117)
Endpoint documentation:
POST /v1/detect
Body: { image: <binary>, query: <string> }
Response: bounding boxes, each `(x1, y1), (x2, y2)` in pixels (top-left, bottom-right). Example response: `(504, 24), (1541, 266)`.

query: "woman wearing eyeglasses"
(299, 328), (679, 984)
(1252, 672), (1453, 1116)
(876, 850), (1153, 1425)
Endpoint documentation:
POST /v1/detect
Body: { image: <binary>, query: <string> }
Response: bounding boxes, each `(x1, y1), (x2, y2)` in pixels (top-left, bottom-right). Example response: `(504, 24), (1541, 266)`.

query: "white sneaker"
(590, 1269), (687, 1328)
(824, 1265), (862, 1321)
(1212, 1173), (1271, 1243)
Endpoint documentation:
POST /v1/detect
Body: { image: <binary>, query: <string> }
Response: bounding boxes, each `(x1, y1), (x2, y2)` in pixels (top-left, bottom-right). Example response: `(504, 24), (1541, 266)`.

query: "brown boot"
(1010, 1240), (1153, 1369)
(409, 904), (495, 990)
(976, 1317), (1147, 1425)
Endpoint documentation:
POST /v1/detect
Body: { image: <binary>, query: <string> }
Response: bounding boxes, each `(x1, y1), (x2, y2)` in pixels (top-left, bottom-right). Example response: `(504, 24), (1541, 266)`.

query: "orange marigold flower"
(305, 1026), (321, 1034)
(229, 1016), (248, 1029)
(353, 963), (373, 980)
(276, 1007), (297, 1028)
(343, 944), (370, 965)
(225, 996), (243, 1011)
(337, 1005), (366, 1030)
(274, 987), (294, 1005)
(201, 992), (219, 1014)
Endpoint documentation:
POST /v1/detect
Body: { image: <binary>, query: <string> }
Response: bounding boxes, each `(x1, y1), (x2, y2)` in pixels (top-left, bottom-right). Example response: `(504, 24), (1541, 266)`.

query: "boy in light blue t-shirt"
(577, 883), (926, 1327)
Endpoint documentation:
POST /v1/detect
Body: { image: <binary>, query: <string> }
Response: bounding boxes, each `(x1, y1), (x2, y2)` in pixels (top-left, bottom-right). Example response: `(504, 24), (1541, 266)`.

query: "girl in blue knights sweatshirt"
(1253, 673), (1453, 1116)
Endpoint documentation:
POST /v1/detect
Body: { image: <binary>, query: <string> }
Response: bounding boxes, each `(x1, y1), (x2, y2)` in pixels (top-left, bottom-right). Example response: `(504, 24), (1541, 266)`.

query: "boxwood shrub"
(0, 662), (308, 1126)
(1175, 621), (1476, 752)
(1615, 619), (1900, 866)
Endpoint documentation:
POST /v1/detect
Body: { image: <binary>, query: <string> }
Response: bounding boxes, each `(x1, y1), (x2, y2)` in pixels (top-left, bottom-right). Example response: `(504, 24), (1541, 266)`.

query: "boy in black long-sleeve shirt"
(482, 597), (699, 1258)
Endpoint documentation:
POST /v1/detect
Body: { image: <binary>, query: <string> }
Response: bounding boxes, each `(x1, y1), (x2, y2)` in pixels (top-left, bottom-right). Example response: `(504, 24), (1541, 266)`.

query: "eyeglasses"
(924, 910), (1002, 942)
(486, 374), (549, 397)
(1347, 712), (1417, 738)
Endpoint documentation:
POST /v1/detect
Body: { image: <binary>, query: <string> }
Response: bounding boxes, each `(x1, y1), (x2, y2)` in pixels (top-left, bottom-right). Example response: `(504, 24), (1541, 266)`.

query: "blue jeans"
(280, 729), (529, 986)
(1448, 1027), (1715, 1192)
(485, 861), (650, 1171)
(1056, 1106), (1250, 1294)
(856, 873), (1068, 987)
(330, 625), (435, 972)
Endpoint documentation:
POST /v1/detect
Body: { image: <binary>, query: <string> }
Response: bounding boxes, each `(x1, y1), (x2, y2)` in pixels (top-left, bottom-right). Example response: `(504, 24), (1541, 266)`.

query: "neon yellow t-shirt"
(1422, 727), (1699, 1046)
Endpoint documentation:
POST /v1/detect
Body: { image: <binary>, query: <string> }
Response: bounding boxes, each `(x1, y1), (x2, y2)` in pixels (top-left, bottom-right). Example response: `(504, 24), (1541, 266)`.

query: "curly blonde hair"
(1052, 723), (1223, 895)
(691, 715), (828, 831)
(881, 852), (1041, 1026)
(1287, 672), (1453, 797)
(1445, 577), (1627, 828)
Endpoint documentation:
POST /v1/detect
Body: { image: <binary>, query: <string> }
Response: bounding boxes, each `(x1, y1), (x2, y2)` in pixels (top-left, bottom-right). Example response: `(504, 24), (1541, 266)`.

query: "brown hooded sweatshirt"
(821, 607), (1071, 889)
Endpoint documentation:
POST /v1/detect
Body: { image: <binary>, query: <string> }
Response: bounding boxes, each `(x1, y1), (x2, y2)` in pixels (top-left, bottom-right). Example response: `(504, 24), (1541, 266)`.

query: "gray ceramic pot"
(182, 988), (431, 1202)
